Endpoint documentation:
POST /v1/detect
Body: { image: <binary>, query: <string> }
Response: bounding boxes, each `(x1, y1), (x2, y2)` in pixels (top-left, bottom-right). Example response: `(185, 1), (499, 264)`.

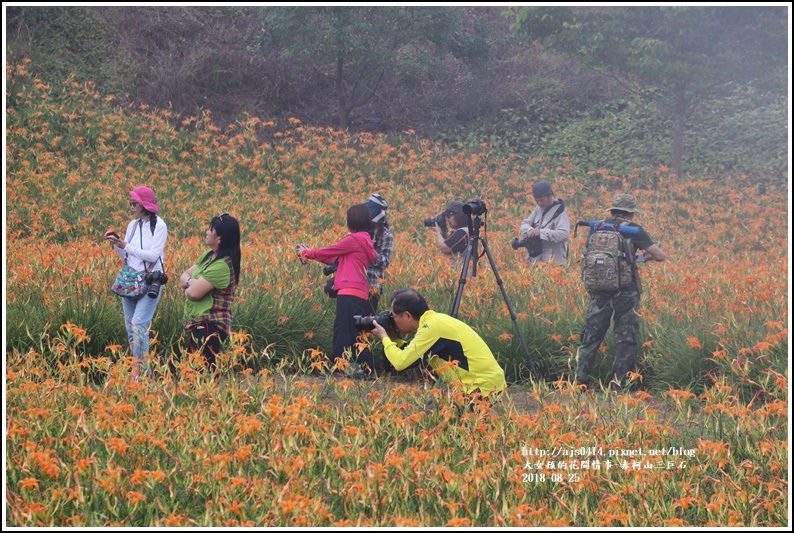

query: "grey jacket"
(519, 200), (570, 265)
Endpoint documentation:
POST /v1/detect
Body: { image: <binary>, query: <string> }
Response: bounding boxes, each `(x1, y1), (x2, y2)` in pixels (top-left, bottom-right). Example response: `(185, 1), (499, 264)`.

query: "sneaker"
(608, 381), (622, 393)
(347, 362), (375, 380)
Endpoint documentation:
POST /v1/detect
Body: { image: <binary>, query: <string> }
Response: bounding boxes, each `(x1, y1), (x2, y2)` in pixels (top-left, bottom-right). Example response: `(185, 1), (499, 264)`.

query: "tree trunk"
(335, 56), (348, 131)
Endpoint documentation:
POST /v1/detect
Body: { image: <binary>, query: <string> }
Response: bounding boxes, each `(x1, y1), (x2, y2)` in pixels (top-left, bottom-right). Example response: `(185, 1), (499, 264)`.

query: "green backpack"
(581, 222), (636, 293)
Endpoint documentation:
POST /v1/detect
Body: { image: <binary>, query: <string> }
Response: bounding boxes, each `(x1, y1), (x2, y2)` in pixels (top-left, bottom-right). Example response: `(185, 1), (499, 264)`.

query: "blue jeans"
(122, 292), (162, 373)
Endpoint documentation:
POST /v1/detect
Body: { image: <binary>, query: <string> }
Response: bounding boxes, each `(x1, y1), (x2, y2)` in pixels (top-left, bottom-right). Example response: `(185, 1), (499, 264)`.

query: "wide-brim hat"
(606, 193), (640, 214)
(130, 186), (160, 214)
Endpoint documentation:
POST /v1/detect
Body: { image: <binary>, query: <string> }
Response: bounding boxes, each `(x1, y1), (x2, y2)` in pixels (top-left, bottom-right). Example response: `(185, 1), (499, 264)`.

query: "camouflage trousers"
(576, 289), (641, 387)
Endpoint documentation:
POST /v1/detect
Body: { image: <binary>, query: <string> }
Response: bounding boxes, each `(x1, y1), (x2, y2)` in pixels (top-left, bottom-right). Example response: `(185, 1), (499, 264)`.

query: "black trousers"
(367, 292), (380, 315)
(333, 295), (374, 372)
(188, 322), (228, 371)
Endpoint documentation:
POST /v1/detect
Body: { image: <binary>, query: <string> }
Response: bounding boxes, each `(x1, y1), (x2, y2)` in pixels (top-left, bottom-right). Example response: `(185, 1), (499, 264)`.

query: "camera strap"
(125, 219), (164, 274)
(535, 199), (566, 230)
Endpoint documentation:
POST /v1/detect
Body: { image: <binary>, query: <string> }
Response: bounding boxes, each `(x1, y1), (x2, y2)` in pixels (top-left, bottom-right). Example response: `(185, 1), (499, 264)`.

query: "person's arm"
(518, 212), (536, 238)
(184, 277), (216, 301)
(444, 228), (469, 255)
(123, 221), (168, 264)
(106, 221), (134, 259)
(301, 234), (358, 264)
(184, 259), (230, 301)
(371, 230), (394, 270)
(644, 244), (667, 263)
(179, 265), (198, 290)
(435, 225), (454, 255)
(382, 321), (441, 371)
(381, 337), (421, 371)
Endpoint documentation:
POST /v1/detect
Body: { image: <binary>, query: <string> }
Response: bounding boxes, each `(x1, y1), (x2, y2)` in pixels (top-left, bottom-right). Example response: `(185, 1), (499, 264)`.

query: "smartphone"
(106, 231), (120, 239)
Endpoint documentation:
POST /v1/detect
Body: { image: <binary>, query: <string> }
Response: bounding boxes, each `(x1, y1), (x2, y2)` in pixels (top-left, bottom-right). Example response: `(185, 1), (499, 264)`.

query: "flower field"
(5, 60), (790, 526)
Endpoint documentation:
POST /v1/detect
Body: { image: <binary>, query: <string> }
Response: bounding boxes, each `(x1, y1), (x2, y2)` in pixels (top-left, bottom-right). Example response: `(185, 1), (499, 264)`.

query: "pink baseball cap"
(129, 186), (159, 214)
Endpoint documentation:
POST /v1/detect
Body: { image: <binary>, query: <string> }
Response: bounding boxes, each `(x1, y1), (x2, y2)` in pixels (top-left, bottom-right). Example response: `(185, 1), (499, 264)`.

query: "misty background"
(5, 5), (789, 184)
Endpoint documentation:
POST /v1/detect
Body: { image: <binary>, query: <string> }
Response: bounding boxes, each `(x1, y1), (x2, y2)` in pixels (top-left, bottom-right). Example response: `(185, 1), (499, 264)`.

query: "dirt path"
(235, 371), (673, 416)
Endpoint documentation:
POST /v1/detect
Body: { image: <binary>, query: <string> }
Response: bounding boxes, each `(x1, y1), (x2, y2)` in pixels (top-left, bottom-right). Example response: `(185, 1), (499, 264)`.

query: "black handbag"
(527, 200), (566, 257)
(526, 236), (544, 258)
(323, 277), (338, 298)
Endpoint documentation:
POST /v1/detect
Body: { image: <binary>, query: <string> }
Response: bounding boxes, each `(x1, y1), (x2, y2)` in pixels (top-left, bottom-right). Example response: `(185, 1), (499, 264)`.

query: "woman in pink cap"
(105, 186), (169, 381)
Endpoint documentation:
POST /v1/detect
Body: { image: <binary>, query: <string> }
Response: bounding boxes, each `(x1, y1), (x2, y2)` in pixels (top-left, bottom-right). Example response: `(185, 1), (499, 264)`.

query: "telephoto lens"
(423, 213), (447, 234)
(353, 310), (395, 331)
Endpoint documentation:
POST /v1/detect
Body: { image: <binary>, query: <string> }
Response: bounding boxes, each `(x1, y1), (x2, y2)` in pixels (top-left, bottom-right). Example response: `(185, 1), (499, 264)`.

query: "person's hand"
(371, 320), (388, 341)
(526, 228), (540, 238)
(433, 222), (444, 235)
(105, 231), (125, 248)
(295, 243), (309, 264)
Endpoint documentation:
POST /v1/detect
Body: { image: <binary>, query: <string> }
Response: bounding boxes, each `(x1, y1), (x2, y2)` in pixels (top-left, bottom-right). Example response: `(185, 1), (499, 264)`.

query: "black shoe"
(348, 363), (375, 380)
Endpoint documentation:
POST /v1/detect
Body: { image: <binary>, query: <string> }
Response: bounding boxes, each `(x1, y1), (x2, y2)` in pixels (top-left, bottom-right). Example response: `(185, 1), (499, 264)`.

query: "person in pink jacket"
(296, 204), (377, 377)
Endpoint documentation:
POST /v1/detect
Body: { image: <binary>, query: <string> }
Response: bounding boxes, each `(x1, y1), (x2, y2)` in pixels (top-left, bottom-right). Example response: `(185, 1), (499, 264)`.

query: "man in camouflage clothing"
(576, 193), (668, 392)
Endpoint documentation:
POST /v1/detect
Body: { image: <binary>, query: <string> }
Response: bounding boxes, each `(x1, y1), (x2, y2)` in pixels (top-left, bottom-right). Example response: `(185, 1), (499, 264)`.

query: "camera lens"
(146, 272), (167, 298)
(423, 213), (447, 233)
(462, 198), (486, 216)
(353, 315), (377, 331)
(424, 216), (441, 228)
(147, 281), (161, 298)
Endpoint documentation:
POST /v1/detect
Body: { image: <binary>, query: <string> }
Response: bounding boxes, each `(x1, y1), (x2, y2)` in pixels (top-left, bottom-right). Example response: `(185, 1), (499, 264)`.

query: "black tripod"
(451, 215), (540, 382)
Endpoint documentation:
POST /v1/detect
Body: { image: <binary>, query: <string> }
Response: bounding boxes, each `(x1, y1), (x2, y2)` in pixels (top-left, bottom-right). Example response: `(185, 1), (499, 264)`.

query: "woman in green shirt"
(178, 213), (241, 371)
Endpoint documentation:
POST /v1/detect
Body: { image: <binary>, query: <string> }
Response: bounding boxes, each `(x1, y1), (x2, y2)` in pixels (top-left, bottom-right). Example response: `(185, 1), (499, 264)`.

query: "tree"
(261, 6), (487, 131)
(511, 6), (788, 177)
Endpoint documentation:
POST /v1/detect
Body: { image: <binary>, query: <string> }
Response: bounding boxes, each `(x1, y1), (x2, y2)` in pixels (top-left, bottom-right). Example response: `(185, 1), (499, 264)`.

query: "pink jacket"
(303, 232), (376, 295)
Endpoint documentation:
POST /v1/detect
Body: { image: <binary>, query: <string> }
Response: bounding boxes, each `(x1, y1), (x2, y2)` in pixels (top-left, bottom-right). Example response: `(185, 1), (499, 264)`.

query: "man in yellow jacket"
(371, 288), (506, 398)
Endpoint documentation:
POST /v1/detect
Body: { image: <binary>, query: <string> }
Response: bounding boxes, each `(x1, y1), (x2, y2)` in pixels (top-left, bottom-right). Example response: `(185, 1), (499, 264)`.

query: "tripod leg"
(480, 238), (540, 382)
(450, 242), (473, 318)
(470, 236), (479, 278)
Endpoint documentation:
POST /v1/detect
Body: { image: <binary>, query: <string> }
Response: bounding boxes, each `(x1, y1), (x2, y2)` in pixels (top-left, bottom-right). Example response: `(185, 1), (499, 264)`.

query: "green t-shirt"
(183, 250), (232, 324)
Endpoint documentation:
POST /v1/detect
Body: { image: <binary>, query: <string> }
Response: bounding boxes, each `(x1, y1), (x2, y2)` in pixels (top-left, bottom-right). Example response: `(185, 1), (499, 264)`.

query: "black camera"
(353, 310), (395, 331)
(323, 260), (339, 277)
(423, 213), (447, 234)
(145, 271), (168, 299)
(462, 198), (487, 216)
(511, 236), (543, 257)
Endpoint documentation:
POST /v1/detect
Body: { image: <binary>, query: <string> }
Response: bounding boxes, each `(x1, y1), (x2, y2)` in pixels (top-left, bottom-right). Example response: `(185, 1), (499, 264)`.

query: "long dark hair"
(347, 204), (373, 233)
(204, 213), (241, 282)
(143, 211), (158, 235)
